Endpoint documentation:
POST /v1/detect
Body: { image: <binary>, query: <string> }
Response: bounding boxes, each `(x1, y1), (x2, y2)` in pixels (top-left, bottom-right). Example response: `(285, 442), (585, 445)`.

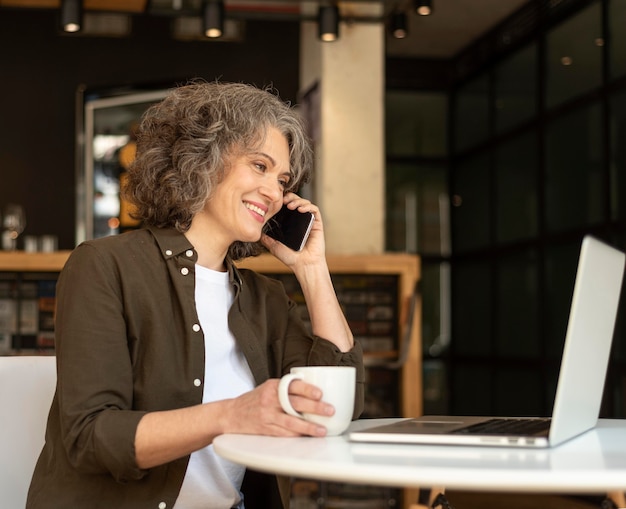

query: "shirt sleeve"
(54, 243), (148, 482)
(279, 299), (366, 420)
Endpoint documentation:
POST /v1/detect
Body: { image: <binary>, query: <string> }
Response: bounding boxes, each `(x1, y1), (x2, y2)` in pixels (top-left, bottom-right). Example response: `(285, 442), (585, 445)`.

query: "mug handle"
(278, 373), (305, 417)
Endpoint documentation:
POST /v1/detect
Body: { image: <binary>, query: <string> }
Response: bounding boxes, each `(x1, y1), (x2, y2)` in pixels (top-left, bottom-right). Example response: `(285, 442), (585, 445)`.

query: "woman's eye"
(254, 162), (267, 172)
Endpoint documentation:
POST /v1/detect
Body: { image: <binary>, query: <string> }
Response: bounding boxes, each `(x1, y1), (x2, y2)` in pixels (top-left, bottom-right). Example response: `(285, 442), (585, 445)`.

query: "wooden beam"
(0, 0), (58, 7)
(85, 0), (147, 13)
(0, 0), (148, 12)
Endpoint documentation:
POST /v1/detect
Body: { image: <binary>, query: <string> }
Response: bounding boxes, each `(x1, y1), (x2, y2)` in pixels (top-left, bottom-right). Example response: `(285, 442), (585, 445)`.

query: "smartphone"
(265, 206), (315, 251)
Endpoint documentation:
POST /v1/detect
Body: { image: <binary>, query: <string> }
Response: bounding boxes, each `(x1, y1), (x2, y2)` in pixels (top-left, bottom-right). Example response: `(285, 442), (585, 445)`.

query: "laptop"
(350, 235), (625, 448)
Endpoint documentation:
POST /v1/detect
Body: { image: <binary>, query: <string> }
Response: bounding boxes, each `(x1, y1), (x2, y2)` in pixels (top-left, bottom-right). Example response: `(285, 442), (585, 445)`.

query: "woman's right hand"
(136, 378), (334, 469)
(220, 379), (335, 437)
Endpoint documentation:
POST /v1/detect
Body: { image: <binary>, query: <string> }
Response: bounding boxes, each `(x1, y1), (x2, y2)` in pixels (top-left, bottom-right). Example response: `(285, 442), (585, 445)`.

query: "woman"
(27, 81), (364, 509)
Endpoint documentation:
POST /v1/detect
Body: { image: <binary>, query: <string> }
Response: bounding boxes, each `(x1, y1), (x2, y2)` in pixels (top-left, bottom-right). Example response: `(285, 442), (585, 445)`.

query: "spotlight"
(318, 4), (339, 42)
(390, 11), (408, 39)
(60, 0), (82, 33)
(203, 0), (224, 38)
(414, 0), (433, 16)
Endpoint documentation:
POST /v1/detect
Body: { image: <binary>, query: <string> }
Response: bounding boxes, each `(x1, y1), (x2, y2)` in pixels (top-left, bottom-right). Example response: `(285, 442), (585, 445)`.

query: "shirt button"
(194, 378), (202, 387)
(181, 267), (189, 276)
(186, 249), (194, 257)
(158, 502), (167, 509)
(192, 323), (200, 332)
(165, 250), (173, 256)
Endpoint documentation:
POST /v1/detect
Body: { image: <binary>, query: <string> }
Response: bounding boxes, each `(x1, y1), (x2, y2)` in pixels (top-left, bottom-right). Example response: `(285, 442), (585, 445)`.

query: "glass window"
(423, 359), (449, 415)
(544, 102), (605, 232)
(611, 373), (626, 418)
(610, 232), (626, 363)
(452, 260), (491, 357)
(545, 1), (603, 109)
(495, 131), (538, 243)
(422, 262), (451, 358)
(609, 0), (626, 80)
(385, 161), (448, 255)
(385, 91), (447, 157)
(494, 43), (537, 133)
(543, 241), (580, 359)
(495, 368), (544, 416)
(452, 365), (492, 415)
(495, 249), (539, 358)
(454, 72), (490, 152)
(613, 290), (626, 363)
(609, 88), (626, 222)
(451, 151), (491, 252)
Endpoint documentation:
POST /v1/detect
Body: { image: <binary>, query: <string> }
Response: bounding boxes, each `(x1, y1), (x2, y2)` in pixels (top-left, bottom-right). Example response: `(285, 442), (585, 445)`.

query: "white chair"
(0, 356), (56, 509)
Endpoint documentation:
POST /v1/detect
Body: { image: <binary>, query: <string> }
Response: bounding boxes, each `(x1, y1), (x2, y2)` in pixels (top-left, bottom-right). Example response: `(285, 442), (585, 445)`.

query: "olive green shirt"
(27, 227), (364, 509)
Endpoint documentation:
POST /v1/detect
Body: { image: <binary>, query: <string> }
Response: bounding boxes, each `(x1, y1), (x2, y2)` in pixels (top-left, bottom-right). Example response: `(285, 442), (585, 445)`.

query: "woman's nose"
(260, 179), (284, 203)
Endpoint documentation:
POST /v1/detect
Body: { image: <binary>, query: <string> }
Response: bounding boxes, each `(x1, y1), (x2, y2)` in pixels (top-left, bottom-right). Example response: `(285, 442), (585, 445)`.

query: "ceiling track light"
(318, 4), (339, 42)
(414, 0), (433, 16)
(390, 11), (408, 39)
(203, 0), (224, 38)
(61, 0), (82, 33)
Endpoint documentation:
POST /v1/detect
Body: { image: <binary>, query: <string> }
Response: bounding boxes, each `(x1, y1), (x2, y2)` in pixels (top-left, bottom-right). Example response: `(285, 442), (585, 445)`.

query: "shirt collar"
(147, 226), (243, 291)
(148, 225), (195, 260)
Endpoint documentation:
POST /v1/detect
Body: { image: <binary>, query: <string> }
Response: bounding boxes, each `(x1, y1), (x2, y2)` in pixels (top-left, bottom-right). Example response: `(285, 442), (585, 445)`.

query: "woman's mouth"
(244, 201), (267, 220)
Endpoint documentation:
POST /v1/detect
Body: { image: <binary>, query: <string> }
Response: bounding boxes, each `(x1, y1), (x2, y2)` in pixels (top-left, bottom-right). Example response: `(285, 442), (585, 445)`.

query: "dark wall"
(0, 9), (300, 249)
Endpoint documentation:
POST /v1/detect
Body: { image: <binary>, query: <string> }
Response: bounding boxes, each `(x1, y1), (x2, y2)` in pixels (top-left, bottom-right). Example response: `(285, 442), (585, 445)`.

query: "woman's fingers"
(283, 379), (335, 417)
(225, 379), (332, 437)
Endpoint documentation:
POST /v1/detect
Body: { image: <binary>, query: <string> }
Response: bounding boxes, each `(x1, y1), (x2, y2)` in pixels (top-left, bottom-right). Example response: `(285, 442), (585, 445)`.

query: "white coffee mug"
(278, 366), (356, 436)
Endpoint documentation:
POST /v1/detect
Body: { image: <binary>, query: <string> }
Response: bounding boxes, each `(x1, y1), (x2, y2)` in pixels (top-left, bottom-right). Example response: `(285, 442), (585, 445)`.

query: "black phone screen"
(265, 207), (314, 251)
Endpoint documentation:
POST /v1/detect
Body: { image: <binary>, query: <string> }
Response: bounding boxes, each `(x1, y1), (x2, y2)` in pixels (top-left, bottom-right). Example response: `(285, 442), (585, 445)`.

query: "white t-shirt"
(174, 264), (255, 509)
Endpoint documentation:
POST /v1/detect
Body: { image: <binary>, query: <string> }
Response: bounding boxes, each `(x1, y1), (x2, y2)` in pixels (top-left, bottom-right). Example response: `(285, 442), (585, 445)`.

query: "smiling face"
(201, 127), (292, 249)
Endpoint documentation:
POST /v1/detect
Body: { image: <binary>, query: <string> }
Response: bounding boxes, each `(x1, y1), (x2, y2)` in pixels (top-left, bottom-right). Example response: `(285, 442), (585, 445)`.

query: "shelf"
(364, 351), (399, 359)
(0, 251), (71, 272)
(238, 252), (419, 277)
(0, 251), (418, 275)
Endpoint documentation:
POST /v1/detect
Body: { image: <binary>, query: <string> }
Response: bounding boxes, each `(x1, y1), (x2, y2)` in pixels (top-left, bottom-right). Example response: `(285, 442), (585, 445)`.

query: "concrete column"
(300, 3), (385, 254)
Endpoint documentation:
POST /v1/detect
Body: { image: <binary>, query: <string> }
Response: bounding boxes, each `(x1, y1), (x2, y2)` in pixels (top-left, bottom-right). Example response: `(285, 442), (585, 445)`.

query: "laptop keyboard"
(452, 418), (551, 436)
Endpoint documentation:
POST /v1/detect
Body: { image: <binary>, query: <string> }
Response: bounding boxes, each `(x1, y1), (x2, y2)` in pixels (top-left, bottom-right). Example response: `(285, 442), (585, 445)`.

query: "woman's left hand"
(262, 193), (354, 353)
(261, 193), (326, 268)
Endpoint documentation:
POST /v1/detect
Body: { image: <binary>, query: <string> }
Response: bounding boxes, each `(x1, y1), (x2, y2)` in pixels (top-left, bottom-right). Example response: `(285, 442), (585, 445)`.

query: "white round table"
(214, 418), (626, 494)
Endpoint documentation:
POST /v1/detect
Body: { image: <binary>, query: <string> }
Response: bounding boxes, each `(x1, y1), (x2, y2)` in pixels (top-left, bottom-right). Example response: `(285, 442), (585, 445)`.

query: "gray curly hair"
(124, 80), (313, 260)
